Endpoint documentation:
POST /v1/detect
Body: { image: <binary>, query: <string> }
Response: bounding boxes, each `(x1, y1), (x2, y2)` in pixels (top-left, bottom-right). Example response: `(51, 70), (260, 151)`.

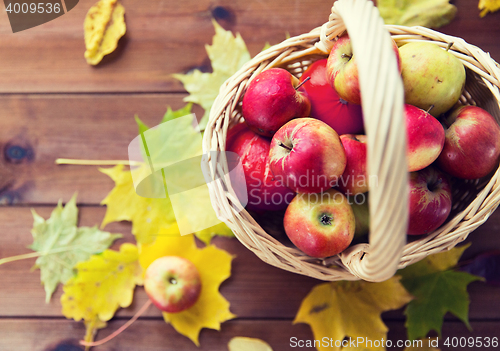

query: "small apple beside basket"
(201, 0), (500, 282)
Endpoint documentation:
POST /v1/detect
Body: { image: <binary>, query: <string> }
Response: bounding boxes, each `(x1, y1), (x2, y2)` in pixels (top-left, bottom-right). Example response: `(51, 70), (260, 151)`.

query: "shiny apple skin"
(299, 59), (364, 135)
(339, 134), (368, 195)
(405, 104), (445, 172)
(269, 118), (346, 194)
(144, 256), (202, 313)
(408, 167), (452, 235)
(242, 68), (311, 137)
(284, 188), (355, 258)
(437, 106), (500, 179)
(226, 123), (295, 211)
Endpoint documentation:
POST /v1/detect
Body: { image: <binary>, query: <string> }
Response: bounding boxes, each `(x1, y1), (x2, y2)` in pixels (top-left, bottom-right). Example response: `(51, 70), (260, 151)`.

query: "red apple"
(437, 105), (500, 179)
(284, 188), (355, 258)
(269, 118), (346, 194)
(326, 34), (401, 105)
(299, 59), (364, 135)
(226, 123), (295, 211)
(405, 104), (445, 172)
(338, 134), (368, 195)
(144, 256), (202, 313)
(242, 68), (311, 137)
(408, 167), (452, 235)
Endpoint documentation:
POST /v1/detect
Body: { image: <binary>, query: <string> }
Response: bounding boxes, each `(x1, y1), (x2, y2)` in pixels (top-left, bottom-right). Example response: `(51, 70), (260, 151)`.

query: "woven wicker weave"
(201, 0), (500, 282)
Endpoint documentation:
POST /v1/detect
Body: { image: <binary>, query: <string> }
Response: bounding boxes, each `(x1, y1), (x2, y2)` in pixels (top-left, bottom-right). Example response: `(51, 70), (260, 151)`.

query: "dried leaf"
(294, 277), (413, 351)
(228, 337), (273, 351)
(479, 0), (500, 16)
(84, 0), (126, 65)
(399, 245), (483, 341)
(173, 20), (250, 130)
(378, 0), (457, 28)
(29, 193), (121, 302)
(61, 243), (143, 343)
(139, 225), (236, 345)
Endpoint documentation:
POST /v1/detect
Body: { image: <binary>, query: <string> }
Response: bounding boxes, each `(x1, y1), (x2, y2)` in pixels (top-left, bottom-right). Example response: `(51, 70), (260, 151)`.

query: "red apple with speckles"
(437, 105), (500, 179)
(269, 118), (346, 194)
(326, 34), (401, 105)
(408, 167), (452, 235)
(338, 134), (368, 195)
(284, 188), (355, 258)
(226, 123), (295, 211)
(406, 104), (445, 172)
(242, 68), (311, 137)
(299, 59), (364, 135)
(144, 256), (202, 313)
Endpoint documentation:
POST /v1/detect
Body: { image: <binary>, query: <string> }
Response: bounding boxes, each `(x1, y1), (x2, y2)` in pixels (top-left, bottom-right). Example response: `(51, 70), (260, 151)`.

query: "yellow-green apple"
(399, 42), (465, 117)
(348, 194), (370, 238)
(408, 167), (452, 235)
(242, 68), (311, 137)
(226, 123), (295, 211)
(283, 188), (355, 258)
(326, 34), (401, 105)
(338, 134), (368, 195)
(437, 105), (500, 179)
(299, 59), (364, 135)
(144, 256), (202, 313)
(269, 118), (346, 194)
(405, 104), (445, 172)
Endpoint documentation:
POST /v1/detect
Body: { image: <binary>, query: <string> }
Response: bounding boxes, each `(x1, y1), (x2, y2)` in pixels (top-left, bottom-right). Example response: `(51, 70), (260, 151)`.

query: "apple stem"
(426, 105), (435, 114)
(446, 42), (454, 51)
(79, 300), (153, 348)
(341, 53), (352, 60)
(278, 142), (293, 151)
(295, 76), (311, 91)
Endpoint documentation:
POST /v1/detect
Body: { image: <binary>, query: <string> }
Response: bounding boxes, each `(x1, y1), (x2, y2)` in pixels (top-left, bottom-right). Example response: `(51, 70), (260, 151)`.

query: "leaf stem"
(0, 246), (97, 266)
(80, 300), (153, 347)
(55, 158), (142, 166)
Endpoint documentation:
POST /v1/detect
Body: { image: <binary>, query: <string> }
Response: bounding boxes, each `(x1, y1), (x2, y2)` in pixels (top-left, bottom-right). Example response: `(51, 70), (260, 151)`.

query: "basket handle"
(317, 0), (408, 282)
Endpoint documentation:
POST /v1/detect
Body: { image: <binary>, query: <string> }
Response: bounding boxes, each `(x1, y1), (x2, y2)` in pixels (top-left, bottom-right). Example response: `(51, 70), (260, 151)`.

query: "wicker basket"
(201, 0), (500, 282)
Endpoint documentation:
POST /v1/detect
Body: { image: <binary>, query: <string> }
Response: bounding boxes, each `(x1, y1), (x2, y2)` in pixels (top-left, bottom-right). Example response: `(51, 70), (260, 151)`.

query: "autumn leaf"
(479, 0), (500, 16)
(29, 193), (121, 303)
(173, 20), (251, 130)
(135, 103), (194, 136)
(377, 0), (457, 28)
(61, 243), (143, 343)
(399, 245), (483, 341)
(139, 225), (236, 345)
(294, 277), (413, 351)
(228, 337), (273, 351)
(84, 0), (126, 65)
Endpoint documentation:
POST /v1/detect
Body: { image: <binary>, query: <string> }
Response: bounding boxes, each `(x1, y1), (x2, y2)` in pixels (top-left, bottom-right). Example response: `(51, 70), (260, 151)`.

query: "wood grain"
(0, 0), (497, 93)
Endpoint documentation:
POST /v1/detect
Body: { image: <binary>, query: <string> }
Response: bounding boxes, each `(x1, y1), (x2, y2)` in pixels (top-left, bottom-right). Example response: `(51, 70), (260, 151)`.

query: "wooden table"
(0, 0), (499, 350)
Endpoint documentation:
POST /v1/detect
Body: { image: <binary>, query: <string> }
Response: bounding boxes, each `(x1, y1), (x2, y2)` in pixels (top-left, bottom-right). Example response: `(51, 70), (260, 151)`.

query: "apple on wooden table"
(242, 68), (311, 137)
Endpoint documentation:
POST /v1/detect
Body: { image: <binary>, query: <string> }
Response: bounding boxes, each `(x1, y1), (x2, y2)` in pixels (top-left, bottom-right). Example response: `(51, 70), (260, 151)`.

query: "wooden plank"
(0, 0), (498, 93)
(1, 206), (500, 321)
(0, 318), (498, 351)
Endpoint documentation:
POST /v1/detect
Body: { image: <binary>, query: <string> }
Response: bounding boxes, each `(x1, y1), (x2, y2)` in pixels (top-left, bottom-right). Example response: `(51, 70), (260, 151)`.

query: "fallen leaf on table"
(61, 243), (143, 344)
(84, 0), (126, 65)
(139, 225), (236, 346)
(294, 277), (413, 351)
(29, 193), (121, 303)
(173, 20), (251, 130)
(479, 0), (500, 16)
(228, 337), (273, 351)
(398, 245), (483, 341)
(377, 0), (457, 28)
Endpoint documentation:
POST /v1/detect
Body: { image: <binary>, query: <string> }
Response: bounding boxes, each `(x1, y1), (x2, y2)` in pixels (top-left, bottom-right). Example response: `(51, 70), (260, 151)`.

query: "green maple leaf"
(399, 245), (483, 341)
(378, 0), (457, 28)
(29, 193), (121, 303)
(172, 20), (251, 130)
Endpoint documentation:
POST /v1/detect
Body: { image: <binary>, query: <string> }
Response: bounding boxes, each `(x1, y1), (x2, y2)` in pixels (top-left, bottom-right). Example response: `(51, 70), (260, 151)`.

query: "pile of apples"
(226, 34), (500, 259)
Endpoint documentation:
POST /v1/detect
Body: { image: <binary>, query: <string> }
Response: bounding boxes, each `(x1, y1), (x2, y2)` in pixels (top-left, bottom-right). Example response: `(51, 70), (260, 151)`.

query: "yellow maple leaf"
(61, 243), (143, 342)
(294, 277), (413, 351)
(100, 164), (234, 244)
(84, 0), (126, 65)
(172, 20), (250, 130)
(139, 225), (236, 346)
(479, 0), (500, 16)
